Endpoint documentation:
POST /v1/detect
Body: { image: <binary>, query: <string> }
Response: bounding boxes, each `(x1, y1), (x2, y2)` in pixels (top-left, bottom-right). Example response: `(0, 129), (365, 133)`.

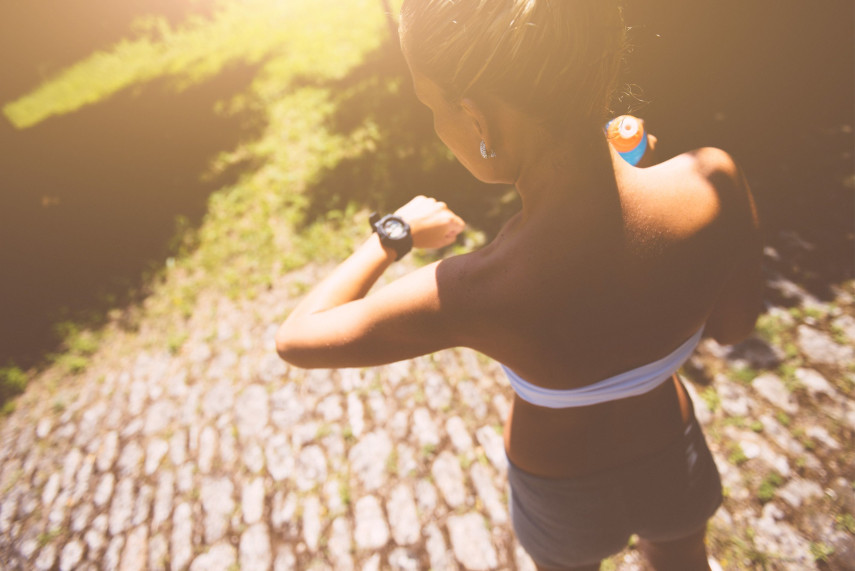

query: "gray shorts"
(508, 417), (722, 568)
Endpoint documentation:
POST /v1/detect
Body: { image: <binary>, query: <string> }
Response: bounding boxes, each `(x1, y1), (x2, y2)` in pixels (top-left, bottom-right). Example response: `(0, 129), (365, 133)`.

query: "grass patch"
(783, 342), (800, 360)
(836, 512), (855, 534)
(755, 312), (788, 345)
(0, 366), (28, 407)
(709, 527), (770, 570)
(700, 386), (721, 412)
(339, 480), (351, 506)
(757, 472), (784, 503)
(809, 541), (835, 563)
(386, 447), (399, 474)
(167, 330), (190, 355)
(37, 528), (63, 548)
(458, 453), (473, 470)
(727, 443), (749, 467)
(732, 366), (759, 384)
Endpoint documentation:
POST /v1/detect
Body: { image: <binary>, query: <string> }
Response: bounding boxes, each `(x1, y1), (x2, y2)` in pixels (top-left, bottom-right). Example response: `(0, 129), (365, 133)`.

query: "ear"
(460, 97), (490, 140)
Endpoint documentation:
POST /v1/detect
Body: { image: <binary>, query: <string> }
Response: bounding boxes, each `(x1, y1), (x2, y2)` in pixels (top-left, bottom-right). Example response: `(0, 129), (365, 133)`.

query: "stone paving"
(0, 267), (534, 570)
(1, 252), (854, 570)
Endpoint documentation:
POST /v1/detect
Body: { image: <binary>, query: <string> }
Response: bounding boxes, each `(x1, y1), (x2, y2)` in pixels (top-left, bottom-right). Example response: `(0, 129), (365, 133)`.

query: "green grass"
(757, 472), (783, 503)
(809, 541), (835, 562)
(700, 386), (721, 412)
(732, 365), (759, 384)
(835, 512), (855, 534)
(727, 443), (749, 466)
(0, 366), (28, 405)
(755, 312), (789, 347)
(0, 1), (423, 384)
(36, 528), (64, 548)
(3, 1), (387, 129)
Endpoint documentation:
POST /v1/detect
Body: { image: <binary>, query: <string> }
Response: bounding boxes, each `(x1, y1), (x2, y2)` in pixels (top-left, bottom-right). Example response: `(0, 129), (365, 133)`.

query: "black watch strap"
(370, 212), (413, 261)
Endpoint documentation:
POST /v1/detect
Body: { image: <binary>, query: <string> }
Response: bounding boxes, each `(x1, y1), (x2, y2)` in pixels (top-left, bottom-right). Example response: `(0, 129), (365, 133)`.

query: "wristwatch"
(369, 212), (412, 261)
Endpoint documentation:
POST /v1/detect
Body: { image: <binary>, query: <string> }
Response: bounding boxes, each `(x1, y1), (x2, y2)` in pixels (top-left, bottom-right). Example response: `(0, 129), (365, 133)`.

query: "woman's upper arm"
(276, 259), (471, 368)
(701, 149), (764, 345)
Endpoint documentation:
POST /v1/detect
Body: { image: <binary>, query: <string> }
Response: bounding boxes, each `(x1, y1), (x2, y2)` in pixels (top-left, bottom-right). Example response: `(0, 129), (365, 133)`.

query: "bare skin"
(276, 42), (761, 571)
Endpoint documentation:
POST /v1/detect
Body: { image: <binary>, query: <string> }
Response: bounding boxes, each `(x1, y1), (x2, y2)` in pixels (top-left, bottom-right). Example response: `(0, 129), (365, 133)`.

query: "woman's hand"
(635, 126), (658, 168)
(394, 195), (466, 249)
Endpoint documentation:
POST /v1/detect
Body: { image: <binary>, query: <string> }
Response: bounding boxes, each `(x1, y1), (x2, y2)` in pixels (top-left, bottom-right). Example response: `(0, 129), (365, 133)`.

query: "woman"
(276, 1), (762, 569)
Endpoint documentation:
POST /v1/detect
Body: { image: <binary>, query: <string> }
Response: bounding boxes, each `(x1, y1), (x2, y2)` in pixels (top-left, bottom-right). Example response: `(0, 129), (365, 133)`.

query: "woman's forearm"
(275, 197), (465, 364)
(282, 232), (396, 324)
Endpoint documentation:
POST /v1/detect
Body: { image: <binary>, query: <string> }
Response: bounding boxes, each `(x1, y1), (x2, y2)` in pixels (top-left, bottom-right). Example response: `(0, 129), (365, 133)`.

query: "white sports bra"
(500, 327), (704, 408)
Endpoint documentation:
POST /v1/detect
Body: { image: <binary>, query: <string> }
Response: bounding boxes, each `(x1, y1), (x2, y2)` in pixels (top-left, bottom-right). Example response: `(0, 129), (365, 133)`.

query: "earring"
(480, 140), (496, 159)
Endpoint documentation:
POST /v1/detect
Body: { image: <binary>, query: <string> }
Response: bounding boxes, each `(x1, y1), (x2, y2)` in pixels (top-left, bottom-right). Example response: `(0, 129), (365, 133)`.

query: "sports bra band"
(500, 327), (704, 408)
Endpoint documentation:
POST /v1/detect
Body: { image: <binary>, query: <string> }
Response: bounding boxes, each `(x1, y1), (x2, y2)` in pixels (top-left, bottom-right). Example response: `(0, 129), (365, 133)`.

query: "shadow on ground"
(0, 62), (260, 371)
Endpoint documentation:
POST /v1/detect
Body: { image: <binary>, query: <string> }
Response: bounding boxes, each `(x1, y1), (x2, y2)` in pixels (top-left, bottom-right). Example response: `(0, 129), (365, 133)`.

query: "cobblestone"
(412, 407), (440, 447)
(119, 525), (148, 571)
(148, 533), (168, 569)
(145, 438), (169, 475)
(104, 534), (125, 571)
(476, 426), (508, 473)
(242, 477), (265, 524)
(236, 384), (269, 438)
(41, 472), (61, 508)
(752, 373), (799, 414)
(328, 516), (355, 571)
(354, 495), (389, 550)
(96, 431), (119, 472)
(425, 522), (456, 571)
(84, 514), (108, 560)
(296, 444), (328, 491)
(274, 544), (297, 570)
(387, 483), (420, 546)
(60, 538), (85, 571)
(432, 451), (467, 508)
(448, 513), (499, 570)
(348, 392), (366, 437)
(348, 429), (392, 491)
(797, 324), (855, 366)
(446, 415), (474, 452)
(152, 472), (174, 531)
(240, 522), (273, 571)
(171, 502), (194, 571)
(109, 477), (136, 535)
(302, 495), (322, 552)
(271, 490), (297, 533)
(471, 463), (508, 524)
(2, 263), (851, 571)
(190, 542), (236, 571)
(200, 477), (234, 543)
(34, 541), (57, 571)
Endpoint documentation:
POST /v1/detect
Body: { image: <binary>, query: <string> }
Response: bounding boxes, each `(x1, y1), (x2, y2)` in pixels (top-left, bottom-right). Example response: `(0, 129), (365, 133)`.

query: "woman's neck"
(514, 124), (621, 224)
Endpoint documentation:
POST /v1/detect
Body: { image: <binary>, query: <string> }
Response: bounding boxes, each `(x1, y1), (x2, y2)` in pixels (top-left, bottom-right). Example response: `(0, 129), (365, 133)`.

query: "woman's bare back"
(449, 147), (761, 477)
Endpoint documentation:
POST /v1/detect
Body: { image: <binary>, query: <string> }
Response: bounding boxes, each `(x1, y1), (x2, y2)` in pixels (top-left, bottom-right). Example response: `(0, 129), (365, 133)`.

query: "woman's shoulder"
(683, 146), (739, 177)
(667, 147), (750, 206)
(651, 147), (742, 192)
(632, 147), (754, 239)
(682, 147), (756, 233)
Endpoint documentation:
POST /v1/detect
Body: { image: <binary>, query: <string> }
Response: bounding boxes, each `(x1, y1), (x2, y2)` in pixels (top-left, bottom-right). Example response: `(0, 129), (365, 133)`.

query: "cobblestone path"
(0, 264), (539, 571)
(1, 258), (854, 570)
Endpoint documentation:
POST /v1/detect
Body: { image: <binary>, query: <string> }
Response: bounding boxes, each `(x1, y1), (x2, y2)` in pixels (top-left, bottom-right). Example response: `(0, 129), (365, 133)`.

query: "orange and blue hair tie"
(605, 115), (647, 166)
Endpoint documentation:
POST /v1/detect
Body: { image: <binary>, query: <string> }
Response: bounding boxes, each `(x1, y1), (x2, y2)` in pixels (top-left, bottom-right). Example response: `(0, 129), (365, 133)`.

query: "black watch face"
(383, 219), (407, 239)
